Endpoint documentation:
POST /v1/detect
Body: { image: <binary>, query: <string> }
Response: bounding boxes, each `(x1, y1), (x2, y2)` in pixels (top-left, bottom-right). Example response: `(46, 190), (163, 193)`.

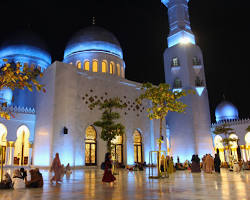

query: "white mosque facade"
(0, 0), (249, 168)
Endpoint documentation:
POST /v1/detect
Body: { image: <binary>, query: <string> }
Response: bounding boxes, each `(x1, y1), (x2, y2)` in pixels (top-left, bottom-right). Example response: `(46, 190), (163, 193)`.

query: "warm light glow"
(77, 61), (81, 69)
(102, 60), (107, 73)
(117, 64), (120, 76)
(110, 62), (115, 74)
(84, 60), (90, 71)
(92, 60), (98, 72)
(245, 132), (250, 145)
(121, 66), (125, 78)
(0, 123), (7, 145)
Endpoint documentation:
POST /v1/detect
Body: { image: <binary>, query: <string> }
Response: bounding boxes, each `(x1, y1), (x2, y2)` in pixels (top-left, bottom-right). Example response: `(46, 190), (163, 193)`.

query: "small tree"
(89, 97), (127, 152)
(246, 125), (250, 133)
(137, 82), (187, 151)
(0, 59), (45, 119)
(213, 123), (237, 164)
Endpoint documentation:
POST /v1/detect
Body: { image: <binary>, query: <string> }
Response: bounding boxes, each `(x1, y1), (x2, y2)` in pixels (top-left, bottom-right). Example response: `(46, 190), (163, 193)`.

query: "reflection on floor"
(0, 168), (249, 200)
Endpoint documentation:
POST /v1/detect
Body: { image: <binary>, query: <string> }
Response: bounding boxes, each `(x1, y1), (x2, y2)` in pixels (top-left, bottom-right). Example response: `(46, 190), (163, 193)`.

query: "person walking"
(214, 154), (221, 173)
(50, 153), (62, 184)
(102, 152), (116, 184)
(204, 154), (214, 173)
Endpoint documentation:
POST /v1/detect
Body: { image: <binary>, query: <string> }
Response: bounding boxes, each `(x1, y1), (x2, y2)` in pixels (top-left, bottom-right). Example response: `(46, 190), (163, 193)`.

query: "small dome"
(0, 30), (51, 69)
(215, 101), (239, 122)
(64, 25), (123, 59)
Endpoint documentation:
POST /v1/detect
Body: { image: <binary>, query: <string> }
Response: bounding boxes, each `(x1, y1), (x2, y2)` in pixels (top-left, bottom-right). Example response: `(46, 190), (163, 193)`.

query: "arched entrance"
(245, 132), (250, 161)
(14, 125), (30, 165)
(214, 135), (225, 162)
(229, 134), (238, 161)
(85, 126), (97, 166)
(0, 123), (7, 165)
(111, 135), (123, 164)
(133, 130), (143, 163)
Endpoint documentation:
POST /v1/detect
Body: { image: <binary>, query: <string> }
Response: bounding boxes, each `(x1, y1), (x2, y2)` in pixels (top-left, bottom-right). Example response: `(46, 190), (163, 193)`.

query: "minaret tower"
(162, 0), (213, 162)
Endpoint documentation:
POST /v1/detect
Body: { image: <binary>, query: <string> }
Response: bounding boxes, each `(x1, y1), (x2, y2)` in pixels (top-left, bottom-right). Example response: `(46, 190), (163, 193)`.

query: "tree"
(89, 97), (127, 152)
(0, 59), (45, 119)
(246, 125), (250, 133)
(213, 123), (236, 147)
(137, 82), (187, 151)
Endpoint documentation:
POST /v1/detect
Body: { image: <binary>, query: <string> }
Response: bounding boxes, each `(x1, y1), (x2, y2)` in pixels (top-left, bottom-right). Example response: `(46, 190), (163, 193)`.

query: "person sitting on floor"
(20, 168), (27, 182)
(0, 172), (12, 189)
(65, 163), (72, 176)
(25, 168), (43, 188)
(12, 169), (25, 189)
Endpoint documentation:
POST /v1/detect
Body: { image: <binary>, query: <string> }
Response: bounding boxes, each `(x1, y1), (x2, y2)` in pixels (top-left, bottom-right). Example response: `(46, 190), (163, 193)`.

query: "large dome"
(215, 101), (239, 122)
(0, 30), (51, 70)
(64, 25), (123, 59)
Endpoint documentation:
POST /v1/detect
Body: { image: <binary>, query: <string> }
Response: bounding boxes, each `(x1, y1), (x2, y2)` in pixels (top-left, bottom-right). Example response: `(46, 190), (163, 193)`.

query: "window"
(110, 62), (115, 74)
(92, 60), (98, 72)
(111, 135), (123, 164)
(102, 60), (107, 73)
(84, 60), (90, 71)
(117, 64), (121, 76)
(195, 76), (204, 86)
(121, 66), (125, 78)
(171, 57), (180, 67)
(134, 130), (143, 163)
(173, 77), (182, 88)
(76, 61), (81, 69)
(192, 56), (201, 65)
(85, 126), (97, 166)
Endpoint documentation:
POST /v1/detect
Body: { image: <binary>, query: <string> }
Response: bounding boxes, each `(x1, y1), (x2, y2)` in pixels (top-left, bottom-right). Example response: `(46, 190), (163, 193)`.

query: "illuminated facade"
(162, 0), (213, 162)
(212, 101), (250, 163)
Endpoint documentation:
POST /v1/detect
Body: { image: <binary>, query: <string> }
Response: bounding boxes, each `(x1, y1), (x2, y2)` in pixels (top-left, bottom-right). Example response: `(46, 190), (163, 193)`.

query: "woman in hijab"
(50, 153), (62, 184)
(214, 153), (221, 173)
(0, 172), (12, 189)
(12, 169), (25, 189)
(102, 152), (116, 184)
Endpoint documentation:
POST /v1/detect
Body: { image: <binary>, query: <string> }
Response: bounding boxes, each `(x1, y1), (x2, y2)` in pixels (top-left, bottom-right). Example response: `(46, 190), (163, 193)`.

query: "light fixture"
(179, 37), (191, 44)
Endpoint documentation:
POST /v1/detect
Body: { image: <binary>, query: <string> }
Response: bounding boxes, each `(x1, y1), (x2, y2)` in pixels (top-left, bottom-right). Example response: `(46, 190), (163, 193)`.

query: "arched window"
(111, 135), (123, 164)
(102, 60), (107, 73)
(76, 61), (81, 69)
(14, 125), (30, 165)
(84, 60), (90, 71)
(0, 123), (7, 165)
(214, 135), (225, 162)
(117, 64), (121, 76)
(134, 130), (143, 163)
(92, 60), (98, 72)
(85, 126), (97, 166)
(229, 134), (238, 161)
(121, 66), (125, 78)
(110, 62), (115, 74)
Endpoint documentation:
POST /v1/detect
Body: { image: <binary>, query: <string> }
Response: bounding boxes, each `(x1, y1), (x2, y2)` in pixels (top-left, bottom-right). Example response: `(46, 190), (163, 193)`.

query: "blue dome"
(0, 30), (51, 69)
(64, 25), (123, 59)
(215, 101), (239, 122)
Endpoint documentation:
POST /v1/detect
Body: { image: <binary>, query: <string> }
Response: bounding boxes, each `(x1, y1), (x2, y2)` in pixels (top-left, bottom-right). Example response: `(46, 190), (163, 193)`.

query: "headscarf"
(4, 172), (12, 182)
(105, 152), (111, 161)
(52, 153), (61, 169)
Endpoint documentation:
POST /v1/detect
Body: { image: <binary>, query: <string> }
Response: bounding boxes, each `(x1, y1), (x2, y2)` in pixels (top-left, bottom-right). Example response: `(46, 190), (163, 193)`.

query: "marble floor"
(0, 168), (249, 200)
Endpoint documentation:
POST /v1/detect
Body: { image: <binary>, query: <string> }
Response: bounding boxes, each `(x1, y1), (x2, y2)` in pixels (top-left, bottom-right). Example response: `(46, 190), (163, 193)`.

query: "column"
(8, 142), (14, 166)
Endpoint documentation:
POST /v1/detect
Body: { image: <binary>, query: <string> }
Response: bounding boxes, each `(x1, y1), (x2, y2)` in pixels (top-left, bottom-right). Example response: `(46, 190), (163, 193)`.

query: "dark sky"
(0, 0), (249, 122)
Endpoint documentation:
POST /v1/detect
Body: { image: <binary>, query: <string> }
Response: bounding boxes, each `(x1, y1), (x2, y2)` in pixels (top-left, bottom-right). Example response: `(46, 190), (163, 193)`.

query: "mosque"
(0, 0), (249, 168)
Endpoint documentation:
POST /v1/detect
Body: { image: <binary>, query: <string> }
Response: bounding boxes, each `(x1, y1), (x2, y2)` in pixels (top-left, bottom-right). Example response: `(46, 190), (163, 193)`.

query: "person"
(12, 169), (25, 189)
(65, 163), (72, 176)
(50, 153), (62, 184)
(102, 152), (116, 183)
(0, 172), (12, 189)
(26, 168), (43, 188)
(20, 168), (27, 182)
(214, 153), (221, 173)
(191, 154), (201, 172)
(177, 156), (180, 164)
(204, 154), (214, 173)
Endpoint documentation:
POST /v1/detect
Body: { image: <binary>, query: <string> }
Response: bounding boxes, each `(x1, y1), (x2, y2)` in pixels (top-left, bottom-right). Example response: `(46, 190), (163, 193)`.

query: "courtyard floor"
(0, 168), (249, 200)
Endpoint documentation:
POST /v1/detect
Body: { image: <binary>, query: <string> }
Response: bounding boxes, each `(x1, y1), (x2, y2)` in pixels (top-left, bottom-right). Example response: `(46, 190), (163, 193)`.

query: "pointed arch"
(14, 125), (30, 165)
(92, 59), (98, 72)
(117, 63), (121, 76)
(110, 61), (115, 74)
(84, 60), (90, 71)
(0, 123), (7, 165)
(133, 129), (143, 163)
(85, 125), (97, 166)
(76, 61), (81, 69)
(102, 60), (107, 73)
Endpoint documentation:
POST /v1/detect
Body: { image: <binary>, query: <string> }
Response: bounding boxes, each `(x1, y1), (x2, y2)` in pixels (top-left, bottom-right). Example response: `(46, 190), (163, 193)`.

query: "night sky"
(0, 1), (249, 122)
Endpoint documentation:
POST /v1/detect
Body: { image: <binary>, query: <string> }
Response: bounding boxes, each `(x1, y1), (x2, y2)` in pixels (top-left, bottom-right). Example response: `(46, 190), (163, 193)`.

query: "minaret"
(161, 0), (213, 162)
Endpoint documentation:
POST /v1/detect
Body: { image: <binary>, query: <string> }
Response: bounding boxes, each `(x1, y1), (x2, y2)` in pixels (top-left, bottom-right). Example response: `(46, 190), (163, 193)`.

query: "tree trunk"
(159, 117), (162, 151)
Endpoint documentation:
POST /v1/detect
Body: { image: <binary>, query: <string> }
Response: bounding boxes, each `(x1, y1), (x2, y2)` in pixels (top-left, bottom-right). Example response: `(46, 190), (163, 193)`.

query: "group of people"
(0, 167), (43, 189)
